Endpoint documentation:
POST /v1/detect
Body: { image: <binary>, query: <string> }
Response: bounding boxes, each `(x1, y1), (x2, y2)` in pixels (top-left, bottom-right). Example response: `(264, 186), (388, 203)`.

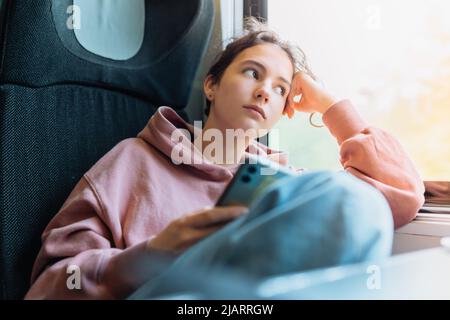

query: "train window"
(263, 0), (450, 181)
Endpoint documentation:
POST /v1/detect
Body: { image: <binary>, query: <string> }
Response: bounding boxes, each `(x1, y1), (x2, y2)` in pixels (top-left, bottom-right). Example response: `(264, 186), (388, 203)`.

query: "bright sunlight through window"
(268, 0), (450, 180)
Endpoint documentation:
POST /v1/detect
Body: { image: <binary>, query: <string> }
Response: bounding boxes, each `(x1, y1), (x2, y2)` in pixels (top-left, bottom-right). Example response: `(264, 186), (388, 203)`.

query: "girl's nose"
(255, 85), (270, 103)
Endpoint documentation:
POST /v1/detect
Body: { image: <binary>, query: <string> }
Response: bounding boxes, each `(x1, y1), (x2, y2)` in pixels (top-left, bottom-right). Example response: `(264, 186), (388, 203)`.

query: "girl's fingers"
(177, 224), (226, 251)
(283, 105), (293, 118)
(289, 75), (302, 101)
(185, 206), (248, 228)
(285, 72), (305, 110)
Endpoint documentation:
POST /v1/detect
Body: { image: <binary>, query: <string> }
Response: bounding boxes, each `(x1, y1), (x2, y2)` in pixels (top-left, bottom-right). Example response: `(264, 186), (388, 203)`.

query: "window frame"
(245, 1), (449, 206)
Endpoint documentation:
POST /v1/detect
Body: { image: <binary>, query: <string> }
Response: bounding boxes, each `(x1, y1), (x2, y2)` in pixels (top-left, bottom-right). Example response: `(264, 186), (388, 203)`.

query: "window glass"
(268, 0), (450, 180)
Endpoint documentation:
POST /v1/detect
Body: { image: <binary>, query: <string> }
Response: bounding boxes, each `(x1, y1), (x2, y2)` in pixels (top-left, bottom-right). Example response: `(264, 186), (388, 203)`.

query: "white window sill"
(393, 213), (450, 254)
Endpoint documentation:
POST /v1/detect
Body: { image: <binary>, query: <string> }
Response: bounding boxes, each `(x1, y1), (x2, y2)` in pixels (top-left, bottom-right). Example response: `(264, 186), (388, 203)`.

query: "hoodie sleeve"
(25, 176), (165, 300)
(322, 100), (425, 229)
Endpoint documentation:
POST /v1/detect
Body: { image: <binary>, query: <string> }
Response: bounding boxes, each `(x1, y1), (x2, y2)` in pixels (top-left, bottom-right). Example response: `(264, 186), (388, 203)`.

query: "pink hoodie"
(25, 101), (425, 299)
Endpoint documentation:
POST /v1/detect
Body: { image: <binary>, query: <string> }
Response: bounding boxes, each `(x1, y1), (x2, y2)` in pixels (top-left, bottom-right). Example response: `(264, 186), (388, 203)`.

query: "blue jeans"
(129, 171), (394, 299)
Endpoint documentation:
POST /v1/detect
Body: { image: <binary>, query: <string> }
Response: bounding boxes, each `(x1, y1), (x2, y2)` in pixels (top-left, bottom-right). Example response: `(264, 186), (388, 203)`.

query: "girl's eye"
(275, 86), (286, 96)
(244, 68), (258, 79)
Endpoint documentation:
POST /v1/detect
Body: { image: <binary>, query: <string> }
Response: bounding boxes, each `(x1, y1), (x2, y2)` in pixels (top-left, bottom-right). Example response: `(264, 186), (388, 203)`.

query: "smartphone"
(216, 156), (296, 207)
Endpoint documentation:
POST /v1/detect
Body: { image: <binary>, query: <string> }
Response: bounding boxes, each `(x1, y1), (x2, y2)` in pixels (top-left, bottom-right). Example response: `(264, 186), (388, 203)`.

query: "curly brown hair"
(204, 17), (313, 116)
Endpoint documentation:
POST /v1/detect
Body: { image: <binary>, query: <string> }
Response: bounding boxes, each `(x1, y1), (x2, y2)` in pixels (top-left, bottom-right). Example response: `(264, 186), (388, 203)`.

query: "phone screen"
(216, 158), (295, 207)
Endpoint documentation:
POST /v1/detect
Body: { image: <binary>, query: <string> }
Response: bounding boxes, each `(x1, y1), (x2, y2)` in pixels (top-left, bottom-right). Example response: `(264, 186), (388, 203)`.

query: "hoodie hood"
(137, 107), (289, 180)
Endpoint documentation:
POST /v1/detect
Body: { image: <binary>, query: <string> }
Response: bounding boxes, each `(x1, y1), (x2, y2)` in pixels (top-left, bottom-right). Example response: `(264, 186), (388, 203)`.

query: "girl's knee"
(330, 173), (394, 258)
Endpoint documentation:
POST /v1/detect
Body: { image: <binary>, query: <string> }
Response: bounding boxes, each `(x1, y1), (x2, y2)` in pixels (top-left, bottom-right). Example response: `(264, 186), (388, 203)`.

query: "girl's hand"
(146, 206), (248, 255)
(283, 71), (339, 119)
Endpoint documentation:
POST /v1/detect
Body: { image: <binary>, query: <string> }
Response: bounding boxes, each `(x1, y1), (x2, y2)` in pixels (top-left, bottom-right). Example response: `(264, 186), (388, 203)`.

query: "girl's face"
(204, 43), (294, 136)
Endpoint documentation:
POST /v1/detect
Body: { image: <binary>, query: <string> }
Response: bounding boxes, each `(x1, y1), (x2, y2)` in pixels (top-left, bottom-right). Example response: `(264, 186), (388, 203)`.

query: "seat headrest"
(0, 0), (214, 109)
(71, 0), (146, 61)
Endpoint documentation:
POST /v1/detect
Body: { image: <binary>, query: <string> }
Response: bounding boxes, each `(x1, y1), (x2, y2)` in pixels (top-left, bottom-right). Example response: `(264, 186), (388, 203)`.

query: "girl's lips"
(242, 105), (266, 120)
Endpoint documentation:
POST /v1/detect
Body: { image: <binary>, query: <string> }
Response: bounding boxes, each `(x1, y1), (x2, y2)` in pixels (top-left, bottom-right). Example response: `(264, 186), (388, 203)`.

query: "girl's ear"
(203, 74), (217, 102)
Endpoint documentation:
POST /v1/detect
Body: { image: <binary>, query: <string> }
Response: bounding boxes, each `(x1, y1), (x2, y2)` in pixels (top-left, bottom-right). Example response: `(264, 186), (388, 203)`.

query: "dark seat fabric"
(0, 0), (214, 299)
